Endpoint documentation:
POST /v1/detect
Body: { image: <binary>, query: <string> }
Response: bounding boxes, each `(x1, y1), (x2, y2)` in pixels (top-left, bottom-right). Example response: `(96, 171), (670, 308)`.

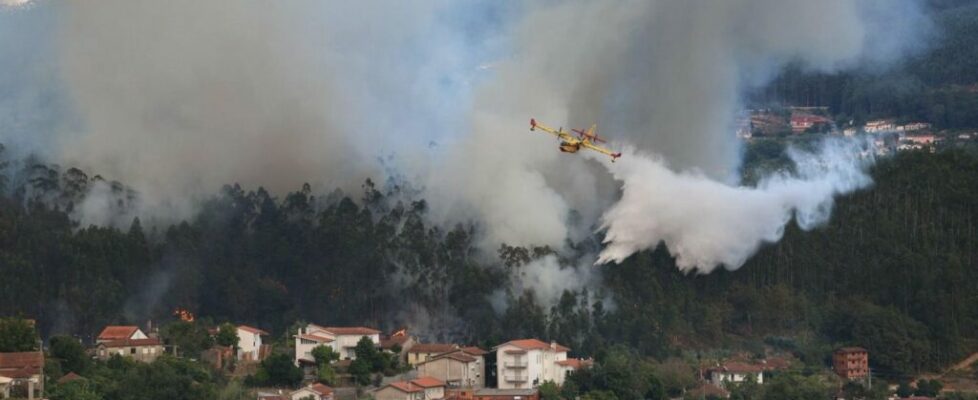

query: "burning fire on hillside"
(173, 308), (195, 322)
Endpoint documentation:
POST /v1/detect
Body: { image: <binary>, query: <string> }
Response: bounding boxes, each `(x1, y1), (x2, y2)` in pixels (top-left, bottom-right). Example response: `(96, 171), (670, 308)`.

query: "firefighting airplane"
(529, 118), (622, 162)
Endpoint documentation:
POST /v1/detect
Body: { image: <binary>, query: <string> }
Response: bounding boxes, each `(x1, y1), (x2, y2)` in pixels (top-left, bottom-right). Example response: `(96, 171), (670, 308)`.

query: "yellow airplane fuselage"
(559, 141), (581, 153)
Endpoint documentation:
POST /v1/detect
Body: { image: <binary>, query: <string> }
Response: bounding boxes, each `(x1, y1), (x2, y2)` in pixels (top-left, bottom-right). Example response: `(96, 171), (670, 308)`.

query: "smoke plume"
(597, 139), (874, 273)
(1, 1), (933, 275)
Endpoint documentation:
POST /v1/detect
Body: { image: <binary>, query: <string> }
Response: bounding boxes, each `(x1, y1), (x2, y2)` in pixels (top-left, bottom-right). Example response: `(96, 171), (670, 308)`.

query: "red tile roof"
(238, 325), (269, 336)
(309, 383), (333, 395)
(99, 338), (162, 348)
(497, 339), (570, 352)
(412, 376), (446, 388)
(388, 381), (424, 393)
(299, 334), (334, 343)
(0, 352), (44, 379)
(57, 372), (85, 384)
(713, 361), (764, 373)
(323, 326), (380, 335)
(435, 352), (477, 363)
(461, 346), (487, 356)
(409, 343), (458, 354)
(97, 326), (141, 341)
(762, 357), (791, 370)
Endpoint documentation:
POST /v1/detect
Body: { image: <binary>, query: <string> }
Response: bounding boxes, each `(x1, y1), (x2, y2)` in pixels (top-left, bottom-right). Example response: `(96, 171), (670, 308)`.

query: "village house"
(294, 324), (381, 364)
(707, 361), (765, 388)
(237, 325), (271, 361)
(790, 113), (831, 133)
(864, 119), (897, 133)
(96, 325), (148, 344)
(408, 343), (460, 366)
(472, 388), (540, 400)
(290, 383), (334, 400)
(96, 338), (165, 362)
(374, 376), (446, 400)
(0, 351), (44, 400)
(494, 339), (587, 389)
(416, 347), (488, 389)
(833, 347), (869, 380)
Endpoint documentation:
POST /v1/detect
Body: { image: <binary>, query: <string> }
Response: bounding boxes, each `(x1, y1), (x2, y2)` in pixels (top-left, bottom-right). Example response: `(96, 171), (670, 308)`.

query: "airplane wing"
(530, 118), (575, 141)
(581, 141), (622, 161)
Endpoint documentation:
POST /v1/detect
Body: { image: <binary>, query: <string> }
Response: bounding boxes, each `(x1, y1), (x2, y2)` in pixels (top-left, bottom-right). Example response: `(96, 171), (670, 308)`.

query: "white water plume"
(597, 137), (875, 273)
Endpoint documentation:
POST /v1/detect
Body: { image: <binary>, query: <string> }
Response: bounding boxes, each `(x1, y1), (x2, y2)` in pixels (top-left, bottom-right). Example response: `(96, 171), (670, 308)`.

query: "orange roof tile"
(299, 334), (334, 343)
(388, 381), (424, 393)
(409, 343), (458, 354)
(432, 352), (477, 363)
(57, 372), (85, 384)
(323, 326), (380, 335)
(461, 346), (488, 356)
(0, 352), (43, 379)
(238, 325), (269, 336)
(310, 383), (333, 395)
(497, 339), (570, 352)
(97, 326), (141, 341)
(411, 376), (446, 388)
(713, 361), (764, 373)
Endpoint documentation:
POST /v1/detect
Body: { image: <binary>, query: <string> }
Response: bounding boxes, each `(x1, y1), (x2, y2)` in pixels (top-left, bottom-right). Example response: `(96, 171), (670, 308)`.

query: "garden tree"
(160, 321), (214, 357)
(249, 353), (302, 388)
(215, 323), (239, 348)
(49, 335), (90, 374)
(217, 380), (253, 400)
(311, 345), (340, 385)
(916, 379), (943, 397)
(0, 317), (37, 352)
(655, 358), (697, 397)
(72, 355), (218, 400)
(353, 336), (392, 373)
(580, 390), (618, 400)
(348, 358), (371, 386)
(538, 381), (560, 400)
(47, 380), (101, 400)
(760, 373), (833, 400)
(311, 344), (339, 365)
(897, 381), (914, 398)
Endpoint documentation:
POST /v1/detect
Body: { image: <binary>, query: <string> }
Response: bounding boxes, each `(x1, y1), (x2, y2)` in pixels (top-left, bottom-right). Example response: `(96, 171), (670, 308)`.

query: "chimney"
(550, 341), (556, 350)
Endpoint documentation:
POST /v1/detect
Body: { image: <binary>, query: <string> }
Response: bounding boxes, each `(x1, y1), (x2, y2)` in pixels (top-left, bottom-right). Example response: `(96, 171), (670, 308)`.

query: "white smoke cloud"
(434, 0), (929, 273)
(490, 255), (606, 313)
(597, 138), (875, 273)
(0, 0), (933, 275)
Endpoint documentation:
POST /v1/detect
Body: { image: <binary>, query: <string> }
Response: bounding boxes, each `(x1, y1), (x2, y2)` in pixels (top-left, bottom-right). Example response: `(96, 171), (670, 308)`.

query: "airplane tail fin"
(530, 118), (537, 131)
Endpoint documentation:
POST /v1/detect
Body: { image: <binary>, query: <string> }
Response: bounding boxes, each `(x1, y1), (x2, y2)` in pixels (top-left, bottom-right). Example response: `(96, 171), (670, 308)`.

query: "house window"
(131, 348), (137, 354)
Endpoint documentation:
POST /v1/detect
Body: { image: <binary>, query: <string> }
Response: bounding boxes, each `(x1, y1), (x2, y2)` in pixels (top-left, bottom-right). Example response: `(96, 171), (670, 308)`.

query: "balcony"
(504, 375), (528, 382)
(504, 361), (528, 368)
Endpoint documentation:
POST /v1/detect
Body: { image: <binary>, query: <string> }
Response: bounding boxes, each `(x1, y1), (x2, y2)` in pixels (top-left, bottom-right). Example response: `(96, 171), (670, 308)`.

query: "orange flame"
(173, 308), (195, 322)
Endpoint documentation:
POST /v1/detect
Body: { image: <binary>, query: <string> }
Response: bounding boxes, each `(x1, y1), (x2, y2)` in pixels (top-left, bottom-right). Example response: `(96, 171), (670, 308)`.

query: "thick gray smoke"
(2, 1), (932, 275)
(54, 1), (368, 221)
(436, 0), (930, 273)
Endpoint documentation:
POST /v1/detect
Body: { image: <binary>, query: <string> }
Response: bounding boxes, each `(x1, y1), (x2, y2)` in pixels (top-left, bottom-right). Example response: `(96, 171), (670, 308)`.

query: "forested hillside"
(748, 1), (978, 129)
(1, 142), (976, 378)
